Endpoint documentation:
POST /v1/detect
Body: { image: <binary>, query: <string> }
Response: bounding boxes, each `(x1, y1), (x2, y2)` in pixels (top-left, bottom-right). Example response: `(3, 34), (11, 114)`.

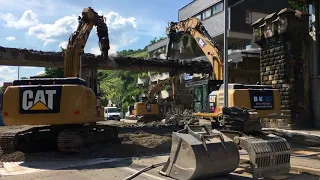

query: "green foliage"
(149, 36), (166, 45)
(20, 77), (28, 79)
(288, 0), (308, 12)
(98, 47), (150, 112)
(44, 67), (64, 78)
(98, 36), (170, 112)
(44, 47), (65, 77)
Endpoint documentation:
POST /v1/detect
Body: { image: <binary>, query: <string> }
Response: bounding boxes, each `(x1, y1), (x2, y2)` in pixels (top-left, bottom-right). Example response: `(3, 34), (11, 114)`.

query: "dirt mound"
(0, 123), (180, 162)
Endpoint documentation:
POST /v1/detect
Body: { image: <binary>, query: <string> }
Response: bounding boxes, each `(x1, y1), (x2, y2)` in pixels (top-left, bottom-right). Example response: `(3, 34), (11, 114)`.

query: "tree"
(44, 47), (65, 77)
(288, 0), (308, 12)
(20, 77), (28, 79)
(44, 67), (64, 77)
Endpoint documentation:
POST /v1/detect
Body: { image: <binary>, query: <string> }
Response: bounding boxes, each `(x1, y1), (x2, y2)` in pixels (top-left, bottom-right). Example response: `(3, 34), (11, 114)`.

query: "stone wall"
(252, 8), (310, 129)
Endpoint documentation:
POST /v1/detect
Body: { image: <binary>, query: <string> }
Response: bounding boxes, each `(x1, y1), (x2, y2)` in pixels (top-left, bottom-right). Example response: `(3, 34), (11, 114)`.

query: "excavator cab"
(190, 80), (223, 113)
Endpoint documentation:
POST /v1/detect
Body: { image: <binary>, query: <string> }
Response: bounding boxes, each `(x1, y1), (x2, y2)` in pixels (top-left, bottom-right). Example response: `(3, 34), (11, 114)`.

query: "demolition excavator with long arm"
(159, 18), (291, 180)
(130, 76), (177, 121)
(0, 7), (119, 153)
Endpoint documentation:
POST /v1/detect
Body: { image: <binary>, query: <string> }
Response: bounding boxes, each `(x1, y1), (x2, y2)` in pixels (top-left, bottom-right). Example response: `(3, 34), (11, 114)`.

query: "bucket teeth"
(235, 135), (291, 179)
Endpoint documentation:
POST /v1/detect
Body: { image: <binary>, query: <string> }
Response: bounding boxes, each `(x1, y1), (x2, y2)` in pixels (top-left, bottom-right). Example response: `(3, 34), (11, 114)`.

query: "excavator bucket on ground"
(159, 125), (240, 180)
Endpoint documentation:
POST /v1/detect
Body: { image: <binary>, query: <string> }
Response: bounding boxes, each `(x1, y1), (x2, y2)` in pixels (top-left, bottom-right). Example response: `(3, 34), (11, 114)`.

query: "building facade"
(148, 0), (289, 59)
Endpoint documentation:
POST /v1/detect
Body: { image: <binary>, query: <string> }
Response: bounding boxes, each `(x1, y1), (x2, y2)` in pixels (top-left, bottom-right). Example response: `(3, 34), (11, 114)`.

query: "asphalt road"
(0, 155), (319, 180)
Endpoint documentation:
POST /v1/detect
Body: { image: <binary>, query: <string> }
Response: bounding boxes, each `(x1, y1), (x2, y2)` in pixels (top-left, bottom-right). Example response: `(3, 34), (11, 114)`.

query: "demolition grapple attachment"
(234, 134), (291, 179)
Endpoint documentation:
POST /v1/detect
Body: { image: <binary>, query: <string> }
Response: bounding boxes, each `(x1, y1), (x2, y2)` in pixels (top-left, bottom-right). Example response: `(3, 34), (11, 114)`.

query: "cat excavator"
(159, 18), (291, 179)
(0, 7), (119, 153)
(129, 76), (177, 122)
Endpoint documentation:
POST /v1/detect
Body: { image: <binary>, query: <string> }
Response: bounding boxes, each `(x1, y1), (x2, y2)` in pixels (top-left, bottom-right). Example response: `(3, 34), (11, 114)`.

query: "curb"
(240, 157), (320, 177)
(290, 166), (320, 176)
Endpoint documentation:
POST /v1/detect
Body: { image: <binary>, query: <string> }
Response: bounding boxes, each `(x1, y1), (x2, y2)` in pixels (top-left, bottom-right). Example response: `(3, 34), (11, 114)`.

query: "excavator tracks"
(57, 129), (85, 152)
(0, 133), (16, 154)
(0, 124), (119, 154)
(57, 125), (120, 153)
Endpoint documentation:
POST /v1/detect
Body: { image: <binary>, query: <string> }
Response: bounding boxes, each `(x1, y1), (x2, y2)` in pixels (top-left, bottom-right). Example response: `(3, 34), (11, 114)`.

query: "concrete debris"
(0, 46), (211, 74)
(164, 109), (199, 125)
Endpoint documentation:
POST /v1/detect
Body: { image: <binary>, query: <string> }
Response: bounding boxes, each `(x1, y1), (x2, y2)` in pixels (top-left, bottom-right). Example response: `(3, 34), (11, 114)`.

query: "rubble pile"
(164, 109), (199, 125)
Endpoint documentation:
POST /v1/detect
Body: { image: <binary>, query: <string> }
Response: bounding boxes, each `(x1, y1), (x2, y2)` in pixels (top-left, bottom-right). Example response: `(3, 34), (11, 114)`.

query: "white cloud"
(27, 15), (78, 45)
(89, 45), (118, 56)
(59, 41), (68, 49)
(0, 66), (17, 86)
(0, 66), (16, 74)
(86, 11), (138, 55)
(102, 11), (139, 47)
(36, 70), (45, 75)
(0, 10), (39, 29)
(2, 8), (141, 51)
(5, 36), (15, 41)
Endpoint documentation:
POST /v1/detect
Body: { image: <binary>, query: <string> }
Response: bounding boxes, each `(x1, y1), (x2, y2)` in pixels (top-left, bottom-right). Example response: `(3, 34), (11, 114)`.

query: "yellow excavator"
(159, 18), (291, 179)
(0, 7), (119, 153)
(130, 76), (177, 122)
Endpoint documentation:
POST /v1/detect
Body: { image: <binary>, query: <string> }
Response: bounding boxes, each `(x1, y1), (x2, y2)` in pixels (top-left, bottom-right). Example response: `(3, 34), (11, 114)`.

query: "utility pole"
(18, 66), (20, 80)
(224, 0), (229, 107)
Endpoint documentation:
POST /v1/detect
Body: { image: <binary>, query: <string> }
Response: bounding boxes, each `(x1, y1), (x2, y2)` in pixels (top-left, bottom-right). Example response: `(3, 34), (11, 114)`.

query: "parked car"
(104, 106), (121, 120)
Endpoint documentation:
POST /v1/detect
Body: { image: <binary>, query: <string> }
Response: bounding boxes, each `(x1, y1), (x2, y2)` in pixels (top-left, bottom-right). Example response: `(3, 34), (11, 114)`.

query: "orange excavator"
(0, 7), (119, 153)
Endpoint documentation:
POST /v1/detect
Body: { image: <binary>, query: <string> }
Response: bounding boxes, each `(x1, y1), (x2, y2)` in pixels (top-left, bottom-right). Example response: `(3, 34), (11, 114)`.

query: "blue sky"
(0, 0), (191, 85)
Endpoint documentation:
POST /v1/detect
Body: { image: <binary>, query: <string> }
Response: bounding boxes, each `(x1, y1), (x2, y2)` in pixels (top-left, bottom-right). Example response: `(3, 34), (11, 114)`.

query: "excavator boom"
(166, 18), (223, 80)
(64, 7), (110, 78)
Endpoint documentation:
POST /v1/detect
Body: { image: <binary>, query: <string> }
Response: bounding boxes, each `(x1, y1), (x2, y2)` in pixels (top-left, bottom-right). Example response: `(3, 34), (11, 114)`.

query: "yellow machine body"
(194, 87), (282, 119)
(132, 102), (159, 116)
(2, 84), (103, 126)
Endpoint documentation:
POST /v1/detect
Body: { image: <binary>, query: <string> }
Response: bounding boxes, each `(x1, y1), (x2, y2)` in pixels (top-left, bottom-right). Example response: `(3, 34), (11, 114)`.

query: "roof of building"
(147, 38), (169, 52)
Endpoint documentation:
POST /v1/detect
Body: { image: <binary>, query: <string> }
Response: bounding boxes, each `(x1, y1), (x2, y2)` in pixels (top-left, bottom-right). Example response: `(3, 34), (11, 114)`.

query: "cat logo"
(19, 86), (62, 114)
(196, 37), (207, 48)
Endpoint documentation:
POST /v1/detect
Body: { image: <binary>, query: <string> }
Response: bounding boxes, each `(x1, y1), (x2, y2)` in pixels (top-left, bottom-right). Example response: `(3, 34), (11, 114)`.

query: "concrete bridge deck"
(0, 46), (212, 74)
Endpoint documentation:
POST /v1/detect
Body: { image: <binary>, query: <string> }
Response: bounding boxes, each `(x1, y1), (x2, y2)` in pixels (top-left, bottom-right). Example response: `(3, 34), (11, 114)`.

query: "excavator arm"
(64, 7), (110, 78)
(166, 18), (224, 80)
(146, 76), (176, 103)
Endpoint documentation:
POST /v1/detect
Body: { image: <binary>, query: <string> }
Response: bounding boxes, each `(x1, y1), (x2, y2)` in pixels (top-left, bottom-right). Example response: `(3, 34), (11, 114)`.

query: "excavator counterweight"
(0, 7), (118, 154)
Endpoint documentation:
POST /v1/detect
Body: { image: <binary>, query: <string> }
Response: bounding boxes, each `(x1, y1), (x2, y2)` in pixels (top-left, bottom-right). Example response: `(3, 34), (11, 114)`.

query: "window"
(202, 8), (212, 19)
(245, 11), (252, 24)
(215, 2), (223, 13)
(195, 14), (201, 20)
(193, 1), (224, 21)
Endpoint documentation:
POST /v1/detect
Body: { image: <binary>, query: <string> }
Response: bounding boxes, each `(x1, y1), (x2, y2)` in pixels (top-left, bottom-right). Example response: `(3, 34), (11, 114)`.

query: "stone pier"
(252, 8), (310, 129)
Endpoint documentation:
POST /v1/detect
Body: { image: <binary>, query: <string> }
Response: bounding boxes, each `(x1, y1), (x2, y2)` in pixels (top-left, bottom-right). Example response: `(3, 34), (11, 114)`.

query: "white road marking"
(122, 167), (167, 180)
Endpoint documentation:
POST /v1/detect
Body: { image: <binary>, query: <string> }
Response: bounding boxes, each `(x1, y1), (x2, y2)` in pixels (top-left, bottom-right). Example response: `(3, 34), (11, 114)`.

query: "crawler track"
(0, 124), (119, 154)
